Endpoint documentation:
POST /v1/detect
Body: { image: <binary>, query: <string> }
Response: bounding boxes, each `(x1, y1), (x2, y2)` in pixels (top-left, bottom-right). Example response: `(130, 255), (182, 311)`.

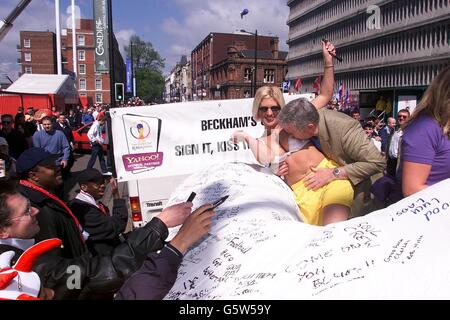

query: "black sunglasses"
(259, 106), (281, 113)
(2, 121), (12, 124)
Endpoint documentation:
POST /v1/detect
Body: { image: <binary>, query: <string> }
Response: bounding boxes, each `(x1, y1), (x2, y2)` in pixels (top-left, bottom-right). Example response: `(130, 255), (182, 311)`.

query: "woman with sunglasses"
(233, 40), (337, 169)
(232, 41), (353, 226)
(398, 66), (450, 198)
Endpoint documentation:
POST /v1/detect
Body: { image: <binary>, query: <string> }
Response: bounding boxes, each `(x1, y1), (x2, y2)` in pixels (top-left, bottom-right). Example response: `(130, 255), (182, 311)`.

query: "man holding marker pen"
(116, 194), (222, 300)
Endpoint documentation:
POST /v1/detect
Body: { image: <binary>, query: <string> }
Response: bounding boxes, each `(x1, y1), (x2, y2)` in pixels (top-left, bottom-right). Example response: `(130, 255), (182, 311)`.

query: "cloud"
(162, 44), (192, 76)
(0, 0), (68, 80)
(161, 0), (289, 73)
(115, 28), (136, 58)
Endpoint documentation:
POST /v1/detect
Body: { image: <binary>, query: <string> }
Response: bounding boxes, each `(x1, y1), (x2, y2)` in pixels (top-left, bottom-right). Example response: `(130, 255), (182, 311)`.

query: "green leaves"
(125, 35), (165, 103)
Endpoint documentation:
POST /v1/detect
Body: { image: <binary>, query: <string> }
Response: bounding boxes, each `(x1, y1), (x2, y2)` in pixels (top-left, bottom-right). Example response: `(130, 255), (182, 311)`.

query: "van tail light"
(129, 197), (143, 222)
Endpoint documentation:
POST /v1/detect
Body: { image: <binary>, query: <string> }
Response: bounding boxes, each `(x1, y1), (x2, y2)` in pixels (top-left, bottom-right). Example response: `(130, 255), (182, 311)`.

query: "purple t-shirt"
(398, 115), (450, 186)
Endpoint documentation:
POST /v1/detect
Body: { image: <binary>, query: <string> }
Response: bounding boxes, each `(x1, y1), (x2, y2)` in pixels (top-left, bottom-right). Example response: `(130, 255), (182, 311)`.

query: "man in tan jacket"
(278, 99), (386, 217)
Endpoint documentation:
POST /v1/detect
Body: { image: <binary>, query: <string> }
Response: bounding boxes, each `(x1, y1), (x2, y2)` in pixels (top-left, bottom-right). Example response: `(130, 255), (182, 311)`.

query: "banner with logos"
(111, 94), (313, 182)
(126, 58), (132, 93)
(93, 0), (110, 73)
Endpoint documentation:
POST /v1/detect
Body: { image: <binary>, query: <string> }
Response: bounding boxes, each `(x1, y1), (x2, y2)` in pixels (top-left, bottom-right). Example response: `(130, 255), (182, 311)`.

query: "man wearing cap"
(14, 147), (214, 299)
(32, 116), (70, 170)
(69, 169), (128, 256)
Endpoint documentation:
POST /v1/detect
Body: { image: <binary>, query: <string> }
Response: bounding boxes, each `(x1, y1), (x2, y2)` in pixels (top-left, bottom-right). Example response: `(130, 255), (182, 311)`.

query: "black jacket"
(18, 183), (169, 300)
(115, 244), (182, 300)
(0, 129), (29, 159)
(69, 198), (128, 256)
(54, 122), (75, 145)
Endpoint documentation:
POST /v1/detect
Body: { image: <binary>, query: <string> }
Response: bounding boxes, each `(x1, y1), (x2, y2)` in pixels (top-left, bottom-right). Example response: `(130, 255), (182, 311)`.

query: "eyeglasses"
(259, 106), (281, 113)
(398, 115), (408, 119)
(1, 121), (12, 124)
(10, 201), (34, 221)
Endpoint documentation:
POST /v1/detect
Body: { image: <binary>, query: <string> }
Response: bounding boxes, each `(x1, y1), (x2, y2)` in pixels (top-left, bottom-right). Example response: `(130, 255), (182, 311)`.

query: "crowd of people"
(117, 96), (145, 108)
(0, 38), (449, 299)
(0, 97), (217, 300)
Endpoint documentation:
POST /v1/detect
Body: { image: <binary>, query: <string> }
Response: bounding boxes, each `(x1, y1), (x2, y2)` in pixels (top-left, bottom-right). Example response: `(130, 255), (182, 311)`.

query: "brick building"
(191, 32), (287, 100)
(18, 31), (57, 75)
(17, 19), (125, 106)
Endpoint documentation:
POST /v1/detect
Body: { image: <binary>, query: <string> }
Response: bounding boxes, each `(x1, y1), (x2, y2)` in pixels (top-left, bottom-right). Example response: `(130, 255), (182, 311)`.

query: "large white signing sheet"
(164, 163), (450, 300)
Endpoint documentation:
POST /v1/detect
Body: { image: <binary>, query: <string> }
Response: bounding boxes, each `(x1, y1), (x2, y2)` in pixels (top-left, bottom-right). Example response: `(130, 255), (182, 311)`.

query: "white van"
(127, 174), (189, 228)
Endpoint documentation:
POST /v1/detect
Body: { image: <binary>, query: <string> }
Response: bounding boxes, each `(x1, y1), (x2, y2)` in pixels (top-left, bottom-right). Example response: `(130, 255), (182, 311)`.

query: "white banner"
(111, 94), (312, 182)
(165, 163), (450, 300)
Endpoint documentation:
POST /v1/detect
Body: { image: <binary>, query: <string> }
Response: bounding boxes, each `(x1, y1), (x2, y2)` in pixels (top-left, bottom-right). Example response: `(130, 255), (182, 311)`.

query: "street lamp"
(200, 66), (204, 101)
(240, 29), (258, 97)
(216, 83), (221, 100)
(129, 40), (136, 97)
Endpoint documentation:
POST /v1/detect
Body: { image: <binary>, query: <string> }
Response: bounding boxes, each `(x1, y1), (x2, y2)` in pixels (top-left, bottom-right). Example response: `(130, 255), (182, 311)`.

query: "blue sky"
(0, 0), (289, 79)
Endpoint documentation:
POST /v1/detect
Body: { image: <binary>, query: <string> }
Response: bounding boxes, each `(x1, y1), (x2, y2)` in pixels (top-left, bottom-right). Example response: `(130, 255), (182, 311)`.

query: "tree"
(124, 35), (165, 72)
(136, 69), (165, 103)
(124, 35), (165, 103)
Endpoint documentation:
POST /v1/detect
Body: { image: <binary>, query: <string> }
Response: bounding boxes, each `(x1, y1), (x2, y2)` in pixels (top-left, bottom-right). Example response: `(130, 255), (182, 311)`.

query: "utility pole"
(71, 0), (77, 78)
(55, 0), (62, 75)
(107, 0), (115, 108)
(241, 29), (259, 97)
(130, 40), (136, 97)
(106, 0), (116, 176)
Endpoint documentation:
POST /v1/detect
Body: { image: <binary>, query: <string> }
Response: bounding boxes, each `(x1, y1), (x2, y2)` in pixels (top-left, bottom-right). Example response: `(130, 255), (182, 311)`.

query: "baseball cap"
(77, 168), (108, 185)
(0, 137), (8, 146)
(16, 148), (60, 174)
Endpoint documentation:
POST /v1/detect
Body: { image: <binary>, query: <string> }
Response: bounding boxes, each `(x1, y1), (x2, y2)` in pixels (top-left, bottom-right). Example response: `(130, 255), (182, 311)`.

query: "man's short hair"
(278, 98), (319, 131)
(398, 108), (410, 115)
(0, 181), (19, 229)
(41, 116), (53, 123)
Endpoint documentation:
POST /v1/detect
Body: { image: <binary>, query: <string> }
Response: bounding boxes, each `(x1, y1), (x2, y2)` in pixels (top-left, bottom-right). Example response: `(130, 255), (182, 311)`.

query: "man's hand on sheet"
(157, 202), (193, 228)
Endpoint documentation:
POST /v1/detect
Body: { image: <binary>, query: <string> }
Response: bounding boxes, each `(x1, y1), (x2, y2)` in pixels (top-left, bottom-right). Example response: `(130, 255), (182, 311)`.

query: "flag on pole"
(342, 88), (350, 111)
(240, 9), (249, 19)
(312, 74), (322, 93)
(338, 82), (345, 105)
(294, 78), (302, 92)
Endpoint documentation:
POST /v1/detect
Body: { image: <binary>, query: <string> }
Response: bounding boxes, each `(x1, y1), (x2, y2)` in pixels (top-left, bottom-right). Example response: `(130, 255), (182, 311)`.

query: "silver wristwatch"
(332, 167), (341, 178)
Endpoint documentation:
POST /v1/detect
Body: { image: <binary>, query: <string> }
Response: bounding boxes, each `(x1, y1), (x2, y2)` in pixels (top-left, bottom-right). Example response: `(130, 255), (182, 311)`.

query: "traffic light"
(115, 83), (124, 101)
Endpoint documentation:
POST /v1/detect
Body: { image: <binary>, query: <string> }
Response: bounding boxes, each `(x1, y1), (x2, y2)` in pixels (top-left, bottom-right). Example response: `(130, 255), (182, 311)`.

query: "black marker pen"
(321, 38), (343, 62)
(209, 195), (229, 210)
(187, 192), (196, 202)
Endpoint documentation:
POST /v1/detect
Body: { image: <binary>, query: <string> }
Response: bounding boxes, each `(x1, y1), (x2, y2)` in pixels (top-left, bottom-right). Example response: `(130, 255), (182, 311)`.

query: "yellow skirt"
(291, 158), (354, 226)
